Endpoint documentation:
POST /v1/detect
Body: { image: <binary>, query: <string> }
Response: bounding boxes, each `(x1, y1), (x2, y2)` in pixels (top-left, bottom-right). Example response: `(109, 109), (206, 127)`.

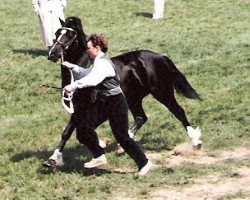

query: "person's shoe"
(137, 160), (152, 176)
(84, 154), (107, 168)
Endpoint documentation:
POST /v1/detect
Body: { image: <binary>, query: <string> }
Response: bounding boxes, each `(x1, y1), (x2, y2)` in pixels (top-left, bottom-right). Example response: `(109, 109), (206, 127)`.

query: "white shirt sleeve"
(71, 58), (115, 89)
(72, 65), (93, 80)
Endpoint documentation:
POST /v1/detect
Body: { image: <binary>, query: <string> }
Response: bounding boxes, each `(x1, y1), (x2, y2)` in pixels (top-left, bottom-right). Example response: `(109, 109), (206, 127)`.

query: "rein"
(41, 84), (61, 90)
(60, 53), (75, 114)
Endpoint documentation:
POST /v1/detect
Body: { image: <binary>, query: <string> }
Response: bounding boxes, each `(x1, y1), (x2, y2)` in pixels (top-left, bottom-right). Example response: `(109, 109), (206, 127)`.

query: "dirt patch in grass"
(150, 168), (250, 200)
(148, 146), (250, 200)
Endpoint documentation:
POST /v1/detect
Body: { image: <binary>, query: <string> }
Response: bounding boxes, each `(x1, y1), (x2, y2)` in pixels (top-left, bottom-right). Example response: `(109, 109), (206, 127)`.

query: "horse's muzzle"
(47, 53), (59, 63)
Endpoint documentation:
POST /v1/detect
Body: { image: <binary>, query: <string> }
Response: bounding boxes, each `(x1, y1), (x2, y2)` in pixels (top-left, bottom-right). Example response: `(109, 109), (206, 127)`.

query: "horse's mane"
(64, 16), (87, 50)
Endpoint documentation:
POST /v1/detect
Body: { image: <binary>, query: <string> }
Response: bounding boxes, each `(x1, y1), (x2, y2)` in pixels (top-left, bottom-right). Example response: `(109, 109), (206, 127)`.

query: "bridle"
(54, 27), (77, 50)
(54, 27), (78, 114)
(48, 27), (78, 63)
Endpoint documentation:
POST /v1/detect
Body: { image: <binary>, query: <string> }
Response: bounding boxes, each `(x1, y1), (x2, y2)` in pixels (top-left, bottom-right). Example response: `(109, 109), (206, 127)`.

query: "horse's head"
(48, 27), (77, 62)
(48, 16), (88, 63)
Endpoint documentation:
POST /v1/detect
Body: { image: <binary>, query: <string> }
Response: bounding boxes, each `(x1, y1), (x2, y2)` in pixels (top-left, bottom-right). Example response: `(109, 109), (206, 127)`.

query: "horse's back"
(111, 49), (172, 84)
(110, 50), (174, 102)
(111, 49), (161, 67)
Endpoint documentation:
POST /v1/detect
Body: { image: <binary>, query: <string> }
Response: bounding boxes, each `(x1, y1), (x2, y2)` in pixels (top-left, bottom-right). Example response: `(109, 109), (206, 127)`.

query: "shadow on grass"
(38, 163), (117, 177)
(133, 12), (152, 18)
(10, 137), (168, 176)
(10, 144), (89, 164)
(12, 48), (48, 57)
(139, 134), (173, 152)
(10, 142), (132, 176)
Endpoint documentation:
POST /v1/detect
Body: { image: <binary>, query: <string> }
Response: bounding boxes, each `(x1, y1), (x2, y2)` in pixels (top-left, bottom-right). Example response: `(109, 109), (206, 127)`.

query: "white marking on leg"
(49, 149), (64, 166)
(128, 130), (134, 138)
(99, 140), (107, 148)
(187, 126), (202, 146)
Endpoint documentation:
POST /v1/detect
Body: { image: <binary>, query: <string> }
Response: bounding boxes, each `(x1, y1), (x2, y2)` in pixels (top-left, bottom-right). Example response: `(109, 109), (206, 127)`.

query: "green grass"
(0, 0), (249, 199)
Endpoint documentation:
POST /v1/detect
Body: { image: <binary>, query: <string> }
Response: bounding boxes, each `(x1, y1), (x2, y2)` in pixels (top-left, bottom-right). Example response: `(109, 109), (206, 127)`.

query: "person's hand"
(62, 61), (76, 69)
(64, 84), (76, 95)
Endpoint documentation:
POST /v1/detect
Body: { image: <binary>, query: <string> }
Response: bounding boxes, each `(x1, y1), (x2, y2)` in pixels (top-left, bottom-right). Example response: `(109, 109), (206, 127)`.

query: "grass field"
(0, 0), (249, 199)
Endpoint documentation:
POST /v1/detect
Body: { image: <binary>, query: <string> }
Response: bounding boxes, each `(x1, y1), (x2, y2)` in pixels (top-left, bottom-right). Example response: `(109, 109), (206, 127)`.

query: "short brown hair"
(87, 34), (108, 53)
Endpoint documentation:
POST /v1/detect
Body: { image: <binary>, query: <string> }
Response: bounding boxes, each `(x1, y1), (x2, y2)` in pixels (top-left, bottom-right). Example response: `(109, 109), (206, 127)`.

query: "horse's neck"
(61, 41), (92, 87)
(65, 44), (84, 64)
(77, 52), (93, 67)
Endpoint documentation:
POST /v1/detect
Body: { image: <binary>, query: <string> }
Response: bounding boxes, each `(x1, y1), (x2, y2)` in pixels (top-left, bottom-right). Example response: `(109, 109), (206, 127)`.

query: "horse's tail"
(163, 56), (201, 100)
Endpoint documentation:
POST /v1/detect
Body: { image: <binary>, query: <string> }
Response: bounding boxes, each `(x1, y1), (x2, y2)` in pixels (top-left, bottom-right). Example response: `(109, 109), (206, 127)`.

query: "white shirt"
(70, 52), (115, 90)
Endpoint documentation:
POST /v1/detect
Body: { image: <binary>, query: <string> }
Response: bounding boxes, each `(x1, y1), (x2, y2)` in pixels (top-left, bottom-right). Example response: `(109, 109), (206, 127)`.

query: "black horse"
(44, 16), (202, 167)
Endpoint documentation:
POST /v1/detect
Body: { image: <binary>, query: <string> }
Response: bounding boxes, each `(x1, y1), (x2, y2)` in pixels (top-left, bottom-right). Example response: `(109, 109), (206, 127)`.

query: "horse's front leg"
(43, 115), (76, 168)
(127, 101), (148, 138)
(128, 116), (147, 138)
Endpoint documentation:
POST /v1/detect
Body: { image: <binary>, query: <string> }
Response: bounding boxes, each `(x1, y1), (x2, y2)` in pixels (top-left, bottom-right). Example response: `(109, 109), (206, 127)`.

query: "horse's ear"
(59, 18), (65, 26)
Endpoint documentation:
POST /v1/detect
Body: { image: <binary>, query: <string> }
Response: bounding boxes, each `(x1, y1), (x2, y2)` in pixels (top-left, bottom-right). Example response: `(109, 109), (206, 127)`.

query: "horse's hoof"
(43, 159), (57, 168)
(115, 145), (125, 155)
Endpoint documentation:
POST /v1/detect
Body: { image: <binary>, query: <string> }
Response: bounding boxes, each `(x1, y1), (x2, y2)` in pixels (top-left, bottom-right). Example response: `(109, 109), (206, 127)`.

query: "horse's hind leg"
(152, 89), (202, 147)
(156, 95), (190, 128)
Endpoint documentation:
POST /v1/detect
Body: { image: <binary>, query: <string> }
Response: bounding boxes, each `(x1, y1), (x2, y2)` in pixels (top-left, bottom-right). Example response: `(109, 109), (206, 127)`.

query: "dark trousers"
(76, 93), (148, 170)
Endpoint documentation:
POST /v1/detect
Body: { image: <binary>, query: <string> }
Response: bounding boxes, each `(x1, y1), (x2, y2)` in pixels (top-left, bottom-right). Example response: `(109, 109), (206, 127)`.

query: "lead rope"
(61, 53), (74, 113)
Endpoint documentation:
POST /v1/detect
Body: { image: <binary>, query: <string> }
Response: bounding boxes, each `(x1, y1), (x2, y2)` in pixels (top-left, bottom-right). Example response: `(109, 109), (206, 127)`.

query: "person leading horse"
(62, 33), (152, 176)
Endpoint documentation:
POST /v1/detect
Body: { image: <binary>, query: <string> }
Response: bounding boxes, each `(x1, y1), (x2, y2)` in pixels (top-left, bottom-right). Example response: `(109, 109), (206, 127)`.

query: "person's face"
(87, 41), (100, 59)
